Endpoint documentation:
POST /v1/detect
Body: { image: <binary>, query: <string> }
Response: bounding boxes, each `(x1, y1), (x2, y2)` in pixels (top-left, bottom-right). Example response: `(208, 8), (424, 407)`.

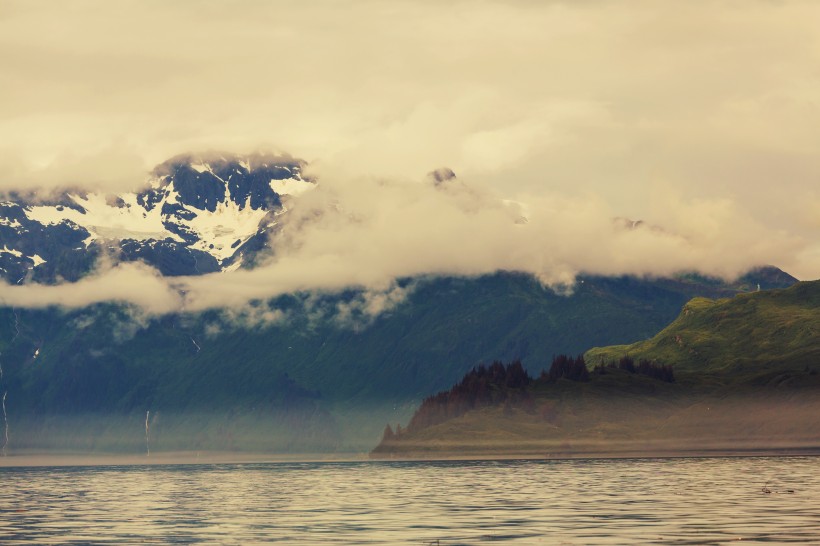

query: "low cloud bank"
(2, 2), (819, 280)
(0, 172), (803, 316)
(0, 262), (181, 314)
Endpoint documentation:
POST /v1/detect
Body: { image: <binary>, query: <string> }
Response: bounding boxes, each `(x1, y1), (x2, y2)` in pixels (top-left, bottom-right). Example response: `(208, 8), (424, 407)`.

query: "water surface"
(1, 456), (818, 544)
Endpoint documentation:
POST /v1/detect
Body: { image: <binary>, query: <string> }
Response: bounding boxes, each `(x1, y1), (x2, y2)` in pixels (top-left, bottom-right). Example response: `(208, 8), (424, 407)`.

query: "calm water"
(1, 456), (819, 544)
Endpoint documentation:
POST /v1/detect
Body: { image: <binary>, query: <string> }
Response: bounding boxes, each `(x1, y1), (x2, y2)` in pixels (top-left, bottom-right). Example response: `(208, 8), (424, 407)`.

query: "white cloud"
(0, 262), (181, 314)
(0, 0), (818, 303)
(2, 173), (804, 314)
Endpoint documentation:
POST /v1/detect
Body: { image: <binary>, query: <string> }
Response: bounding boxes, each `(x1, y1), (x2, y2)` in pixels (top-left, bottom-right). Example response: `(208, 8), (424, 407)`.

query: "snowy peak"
(143, 154), (314, 262)
(0, 153), (316, 283)
(146, 152), (312, 213)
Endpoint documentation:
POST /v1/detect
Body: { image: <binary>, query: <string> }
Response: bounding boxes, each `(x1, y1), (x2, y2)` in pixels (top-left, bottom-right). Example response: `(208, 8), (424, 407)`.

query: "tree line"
(539, 354), (589, 382)
(592, 356), (675, 383)
(381, 354), (675, 442)
(401, 360), (531, 435)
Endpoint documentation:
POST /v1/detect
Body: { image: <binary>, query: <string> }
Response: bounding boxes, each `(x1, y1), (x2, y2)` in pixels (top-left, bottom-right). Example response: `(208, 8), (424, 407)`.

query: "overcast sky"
(1, 0), (819, 296)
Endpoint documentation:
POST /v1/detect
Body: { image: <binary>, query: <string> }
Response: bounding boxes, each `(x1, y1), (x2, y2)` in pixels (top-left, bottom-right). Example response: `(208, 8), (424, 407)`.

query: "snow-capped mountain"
(0, 153), (314, 283)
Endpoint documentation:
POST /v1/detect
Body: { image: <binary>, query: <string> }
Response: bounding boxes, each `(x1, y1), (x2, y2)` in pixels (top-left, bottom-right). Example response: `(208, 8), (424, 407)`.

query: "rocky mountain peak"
(0, 153), (315, 283)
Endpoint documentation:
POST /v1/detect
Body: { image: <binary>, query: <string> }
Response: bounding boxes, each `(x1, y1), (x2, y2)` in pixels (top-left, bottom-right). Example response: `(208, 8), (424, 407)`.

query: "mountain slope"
(0, 269), (797, 453)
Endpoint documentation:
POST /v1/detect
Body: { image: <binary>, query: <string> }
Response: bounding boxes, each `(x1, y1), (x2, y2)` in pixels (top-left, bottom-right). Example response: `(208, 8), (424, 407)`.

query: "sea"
(1, 456), (818, 544)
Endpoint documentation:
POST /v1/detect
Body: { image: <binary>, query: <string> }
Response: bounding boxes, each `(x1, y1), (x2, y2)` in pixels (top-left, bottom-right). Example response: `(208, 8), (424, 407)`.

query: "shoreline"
(2, 445), (820, 468)
(368, 445), (820, 462)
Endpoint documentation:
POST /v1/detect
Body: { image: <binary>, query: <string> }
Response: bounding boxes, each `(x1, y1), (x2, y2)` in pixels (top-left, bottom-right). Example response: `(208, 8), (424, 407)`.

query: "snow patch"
(0, 246), (44, 269)
(24, 193), (183, 244)
(165, 184), (180, 205)
(185, 196), (269, 262)
(1, 245), (23, 258)
(0, 217), (22, 228)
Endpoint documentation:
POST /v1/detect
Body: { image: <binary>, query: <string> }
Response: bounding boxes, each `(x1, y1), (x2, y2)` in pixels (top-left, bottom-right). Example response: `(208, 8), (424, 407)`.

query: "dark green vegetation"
(0, 268), (798, 453)
(373, 280), (820, 458)
(398, 360), (534, 435)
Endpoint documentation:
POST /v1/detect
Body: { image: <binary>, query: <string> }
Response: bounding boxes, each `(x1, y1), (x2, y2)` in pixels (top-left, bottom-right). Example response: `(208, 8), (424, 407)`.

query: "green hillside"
(585, 280), (820, 378)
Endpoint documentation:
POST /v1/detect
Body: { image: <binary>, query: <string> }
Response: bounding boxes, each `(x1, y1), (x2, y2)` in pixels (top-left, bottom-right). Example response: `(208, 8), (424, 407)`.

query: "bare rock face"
(427, 167), (456, 186)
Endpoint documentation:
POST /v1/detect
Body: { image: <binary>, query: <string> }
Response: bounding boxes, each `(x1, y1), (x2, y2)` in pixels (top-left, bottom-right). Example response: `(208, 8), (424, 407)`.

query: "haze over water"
(1, 456), (818, 544)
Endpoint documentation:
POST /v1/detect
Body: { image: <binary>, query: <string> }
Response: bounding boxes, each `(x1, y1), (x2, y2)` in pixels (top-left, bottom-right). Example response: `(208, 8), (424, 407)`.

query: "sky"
(1, 0), (819, 312)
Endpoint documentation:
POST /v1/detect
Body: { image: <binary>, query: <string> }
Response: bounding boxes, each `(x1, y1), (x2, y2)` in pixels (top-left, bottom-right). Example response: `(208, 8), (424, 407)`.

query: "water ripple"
(1, 456), (819, 544)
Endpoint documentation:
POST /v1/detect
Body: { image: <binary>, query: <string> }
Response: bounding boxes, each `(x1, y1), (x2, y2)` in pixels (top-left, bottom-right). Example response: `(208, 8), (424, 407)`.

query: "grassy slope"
(585, 280), (820, 377)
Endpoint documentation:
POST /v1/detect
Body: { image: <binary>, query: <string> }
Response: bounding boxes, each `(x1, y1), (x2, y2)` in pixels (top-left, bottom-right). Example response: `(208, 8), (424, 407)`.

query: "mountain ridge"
(0, 269), (798, 453)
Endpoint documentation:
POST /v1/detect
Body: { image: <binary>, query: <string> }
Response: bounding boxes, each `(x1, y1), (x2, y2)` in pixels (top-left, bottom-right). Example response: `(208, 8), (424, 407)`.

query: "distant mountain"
(373, 280), (820, 458)
(0, 268), (798, 454)
(0, 152), (313, 282)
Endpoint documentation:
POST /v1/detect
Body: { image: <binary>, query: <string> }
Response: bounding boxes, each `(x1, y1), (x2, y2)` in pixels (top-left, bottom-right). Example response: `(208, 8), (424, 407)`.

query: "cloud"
(209, 305), (289, 332)
(328, 282), (416, 330)
(2, 172), (805, 315)
(0, 0), (818, 305)
(3, 1), (820, 183)
(0, 145), (150, 195)
(0, 262), (182, 314)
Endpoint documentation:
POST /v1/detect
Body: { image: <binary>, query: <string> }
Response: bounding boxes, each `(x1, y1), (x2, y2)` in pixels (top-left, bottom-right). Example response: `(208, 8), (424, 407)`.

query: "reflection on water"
(1, 456), (819, 544)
